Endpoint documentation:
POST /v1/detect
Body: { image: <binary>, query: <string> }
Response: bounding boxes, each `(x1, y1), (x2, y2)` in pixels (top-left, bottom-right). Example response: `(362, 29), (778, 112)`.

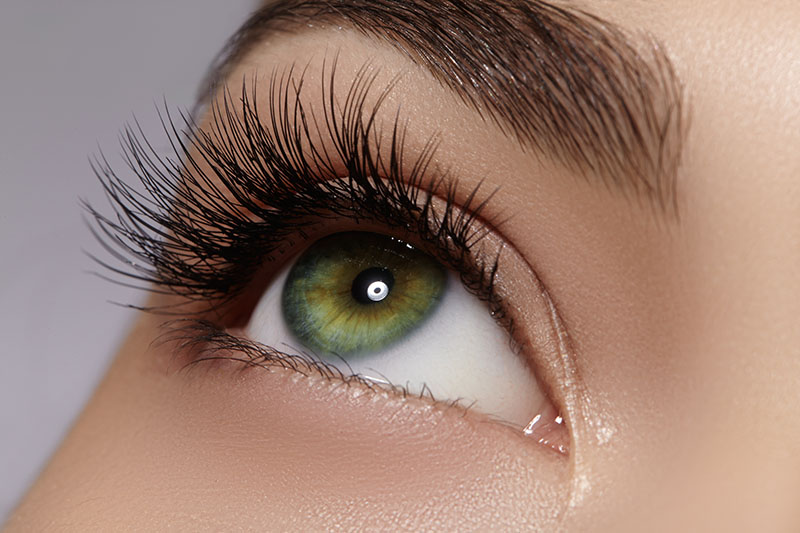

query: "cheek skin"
(7, 314), (569, 531)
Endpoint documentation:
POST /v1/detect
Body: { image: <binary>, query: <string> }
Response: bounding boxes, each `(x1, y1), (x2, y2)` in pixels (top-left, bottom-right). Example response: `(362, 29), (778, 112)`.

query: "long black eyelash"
(85, 59), (507, 334)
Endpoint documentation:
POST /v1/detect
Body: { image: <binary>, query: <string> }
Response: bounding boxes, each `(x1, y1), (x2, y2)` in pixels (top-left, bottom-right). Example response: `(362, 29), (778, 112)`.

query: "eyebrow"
(200, 0), (687, 215)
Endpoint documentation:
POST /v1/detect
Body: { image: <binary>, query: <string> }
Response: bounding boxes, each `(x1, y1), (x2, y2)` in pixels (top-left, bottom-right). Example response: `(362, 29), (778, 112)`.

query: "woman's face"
(8, 1), (800, 531)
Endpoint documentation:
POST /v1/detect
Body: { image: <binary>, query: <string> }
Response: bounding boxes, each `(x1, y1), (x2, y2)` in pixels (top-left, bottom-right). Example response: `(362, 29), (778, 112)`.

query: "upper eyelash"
(84, 59), (509, 331)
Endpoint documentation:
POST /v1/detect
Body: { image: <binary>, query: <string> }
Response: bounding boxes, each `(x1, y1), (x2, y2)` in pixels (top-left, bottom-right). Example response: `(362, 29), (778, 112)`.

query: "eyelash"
(86, 62), (513, 377)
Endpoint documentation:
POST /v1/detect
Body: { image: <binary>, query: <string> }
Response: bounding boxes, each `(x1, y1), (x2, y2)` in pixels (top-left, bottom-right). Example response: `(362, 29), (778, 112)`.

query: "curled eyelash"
(86, 58), (508, 324)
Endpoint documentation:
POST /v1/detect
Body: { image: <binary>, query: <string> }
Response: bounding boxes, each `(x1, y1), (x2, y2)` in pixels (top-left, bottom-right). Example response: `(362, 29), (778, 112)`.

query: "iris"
(282, 232), (446, 356)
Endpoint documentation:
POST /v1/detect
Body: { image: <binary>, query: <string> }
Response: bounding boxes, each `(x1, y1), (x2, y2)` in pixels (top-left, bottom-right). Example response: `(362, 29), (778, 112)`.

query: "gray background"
(0, 0), (257, 521)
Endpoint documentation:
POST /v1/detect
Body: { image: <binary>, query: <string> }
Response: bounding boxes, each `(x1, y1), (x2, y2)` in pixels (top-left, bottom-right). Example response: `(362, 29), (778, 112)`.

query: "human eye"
(249, 229), (547, 429)
(87, 63), (569, 454)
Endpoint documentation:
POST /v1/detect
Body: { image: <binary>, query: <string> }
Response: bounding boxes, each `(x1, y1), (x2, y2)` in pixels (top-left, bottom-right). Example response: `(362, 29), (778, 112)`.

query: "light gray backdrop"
(0, 0), (257, 521)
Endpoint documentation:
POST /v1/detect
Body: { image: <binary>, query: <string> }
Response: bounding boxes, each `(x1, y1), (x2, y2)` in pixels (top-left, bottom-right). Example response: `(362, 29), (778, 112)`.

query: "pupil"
(351, 267), (394, 304)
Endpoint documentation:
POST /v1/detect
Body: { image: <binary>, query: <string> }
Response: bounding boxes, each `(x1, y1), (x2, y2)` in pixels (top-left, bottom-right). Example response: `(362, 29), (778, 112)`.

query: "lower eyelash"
(85, 60), (508, 328)
(159, 318), (475, 411)
(159, 318), (344, 377)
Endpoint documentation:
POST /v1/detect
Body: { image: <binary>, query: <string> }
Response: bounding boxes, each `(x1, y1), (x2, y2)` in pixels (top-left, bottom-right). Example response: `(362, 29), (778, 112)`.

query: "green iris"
(282, 231), (446, 356)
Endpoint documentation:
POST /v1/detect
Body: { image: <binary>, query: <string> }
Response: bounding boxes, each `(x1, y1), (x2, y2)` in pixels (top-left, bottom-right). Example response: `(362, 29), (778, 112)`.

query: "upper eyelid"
(85, 60), (505, 316)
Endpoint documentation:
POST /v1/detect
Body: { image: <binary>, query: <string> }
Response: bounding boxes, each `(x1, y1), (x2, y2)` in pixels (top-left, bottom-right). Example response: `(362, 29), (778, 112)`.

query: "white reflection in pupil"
(368, 281), (389, 302)
(351, 266), (394, 304)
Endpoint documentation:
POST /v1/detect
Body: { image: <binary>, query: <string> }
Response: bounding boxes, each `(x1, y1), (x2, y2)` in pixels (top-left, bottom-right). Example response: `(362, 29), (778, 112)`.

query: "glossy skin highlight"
(6, 0), (800, 531)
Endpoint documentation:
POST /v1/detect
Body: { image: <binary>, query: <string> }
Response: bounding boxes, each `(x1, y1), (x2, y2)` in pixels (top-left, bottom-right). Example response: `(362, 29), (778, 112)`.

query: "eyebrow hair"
(200, 0), (687, 214)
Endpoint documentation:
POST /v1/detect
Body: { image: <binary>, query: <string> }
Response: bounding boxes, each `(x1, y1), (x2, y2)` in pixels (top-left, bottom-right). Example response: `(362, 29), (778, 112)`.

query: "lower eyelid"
(165, 314), (570, 457)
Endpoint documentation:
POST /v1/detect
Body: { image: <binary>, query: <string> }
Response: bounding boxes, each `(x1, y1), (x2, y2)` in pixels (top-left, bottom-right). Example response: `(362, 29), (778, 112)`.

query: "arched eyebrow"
(200, 0), (688, 215)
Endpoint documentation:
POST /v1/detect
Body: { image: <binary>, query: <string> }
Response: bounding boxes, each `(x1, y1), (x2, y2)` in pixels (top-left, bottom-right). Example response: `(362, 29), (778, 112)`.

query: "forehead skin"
(7, 0), (800, 531)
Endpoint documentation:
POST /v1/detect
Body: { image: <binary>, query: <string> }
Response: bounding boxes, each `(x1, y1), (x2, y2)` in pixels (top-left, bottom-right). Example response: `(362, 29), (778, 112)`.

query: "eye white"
(246, 261), (546, 427)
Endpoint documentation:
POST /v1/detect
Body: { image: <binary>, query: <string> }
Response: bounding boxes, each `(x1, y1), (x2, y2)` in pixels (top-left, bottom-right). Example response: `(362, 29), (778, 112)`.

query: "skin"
(6, 0), (799, 531)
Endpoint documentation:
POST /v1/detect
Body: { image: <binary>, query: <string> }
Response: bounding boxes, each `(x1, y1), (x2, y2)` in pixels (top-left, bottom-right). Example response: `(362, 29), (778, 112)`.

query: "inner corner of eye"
(243, 231), (554, 431)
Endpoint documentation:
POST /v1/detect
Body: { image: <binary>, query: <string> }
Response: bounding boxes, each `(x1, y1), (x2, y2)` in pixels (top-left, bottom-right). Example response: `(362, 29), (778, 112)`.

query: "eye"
(246, 230), (550, 428)
(86, 64), (570, 454)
